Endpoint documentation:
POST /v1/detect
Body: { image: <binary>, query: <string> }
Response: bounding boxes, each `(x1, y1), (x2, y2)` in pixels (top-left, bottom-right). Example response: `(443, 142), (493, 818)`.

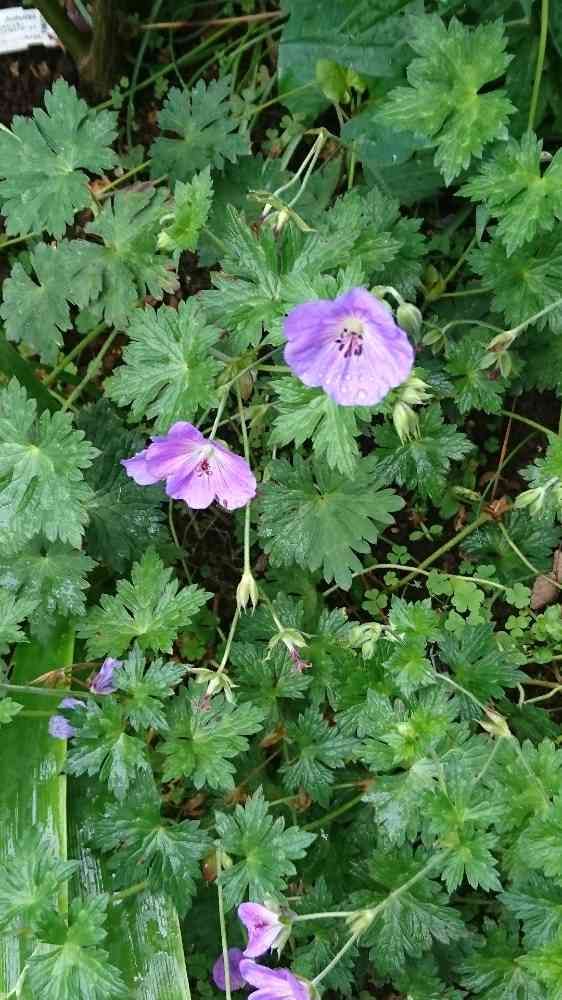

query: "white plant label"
(0, 6), (59, 56)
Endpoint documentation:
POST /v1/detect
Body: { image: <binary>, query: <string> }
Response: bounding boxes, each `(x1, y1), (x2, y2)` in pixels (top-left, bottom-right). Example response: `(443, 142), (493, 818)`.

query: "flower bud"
(487, 330), (516, 354)
(392, 401), (420, 443)
(347, 908), (376, 936)
(236, 569), (259, 612)
(396, 302), (423, 337)
(479, 707), (512, 740)
(399, 374), (431, 408)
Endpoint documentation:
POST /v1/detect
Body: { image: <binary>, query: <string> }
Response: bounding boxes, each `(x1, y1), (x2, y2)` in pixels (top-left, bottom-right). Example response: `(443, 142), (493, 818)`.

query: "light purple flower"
(283, 287), (414, 407)
(238, 903), (285, 958)
(90, 657), (121, 695)
(122, 422), (256, 511)
(48, 715), (77, 740)
(239, 961), (309, 1000)
(213, 948), (246, 991)
(49, 697), (86, 739)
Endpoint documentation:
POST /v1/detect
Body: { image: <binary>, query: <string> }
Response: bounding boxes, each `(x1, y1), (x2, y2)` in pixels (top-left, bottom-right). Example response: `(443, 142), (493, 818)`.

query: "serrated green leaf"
(381, 16), (513, 184)
(26, 896), (126, 1000)
(113, 643), (187, 733)
(76, 401), (166, 573)
(0, 244), (73, 364)
(373, 403), (473, 501)
(91, 785), (210, 915)
(269, 378), (365, 477)
(231, 642), (310, 722)
(281, 707), (359, 803)
(445, 336), (506, 415)
(66, 698), (152, 800)
(0, 589), (37, 652)
(258, 454), (404, 589)
(0, 378), (97, 551)
(151, 78), (249, 183)
(0, 80), (117, 236)
(159, 168), (214, 256)
(106, 298), (222, 431)
(0, 696), (22, 725)
(0, 538), (94, 641)
(65, 189), (179, 328)
(214, 788), (316, 910)
(0, 832), (78, 934)
(460, 133), (562, 254)
(77, 549), (210, 658)
(161, 689), (264, 790)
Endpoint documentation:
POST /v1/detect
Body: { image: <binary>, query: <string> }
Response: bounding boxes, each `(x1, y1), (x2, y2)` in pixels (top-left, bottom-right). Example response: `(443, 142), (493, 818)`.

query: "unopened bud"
(480, 707), (512, 740)
(487, 330), (516, 354)
(237, 569), (259, 612)
(393, 401), (420, 443)
(399, 374), (431, 408)
(396, 302), (423, 337)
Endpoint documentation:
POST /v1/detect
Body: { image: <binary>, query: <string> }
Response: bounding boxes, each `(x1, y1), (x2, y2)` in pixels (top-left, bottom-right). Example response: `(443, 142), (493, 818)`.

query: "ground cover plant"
(3, 0), (562, 997)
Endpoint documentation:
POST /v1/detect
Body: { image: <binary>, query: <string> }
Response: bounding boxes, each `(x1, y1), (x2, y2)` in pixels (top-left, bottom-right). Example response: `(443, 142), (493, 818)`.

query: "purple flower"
(122, 422), (256, 511)
(213, 948), (246, 991)
(48, 715), (77, 740)
(283, 287), (414, 407)
(238, 903), (285, 958)
(239, 961), (309, 1000)
(90, 657), (121, 695)
(288, 648), (311, 674)
(49, 697), (86, 739)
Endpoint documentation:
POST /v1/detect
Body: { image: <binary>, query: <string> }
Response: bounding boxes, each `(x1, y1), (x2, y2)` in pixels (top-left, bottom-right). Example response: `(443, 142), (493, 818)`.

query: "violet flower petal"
(121, 448), (161, 486)
(238, 903), (284, 958)
(48, 715), (77, 740)
(212, 948), (246, 991)
(283, 287), (414, 407)
(239, 961), (309, 1000)
(89, 657), (121, 695)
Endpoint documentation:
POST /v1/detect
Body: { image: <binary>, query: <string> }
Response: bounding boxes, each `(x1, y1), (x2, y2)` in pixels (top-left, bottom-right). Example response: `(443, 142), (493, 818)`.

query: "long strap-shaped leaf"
(68, 777), (192, 999)
(0, 622), (74, 993)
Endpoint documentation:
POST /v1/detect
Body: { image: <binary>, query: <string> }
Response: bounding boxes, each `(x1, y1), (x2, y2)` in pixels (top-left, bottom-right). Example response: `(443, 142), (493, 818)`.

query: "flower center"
(197, 458), (211, 477)
(335, 317), (364, 359)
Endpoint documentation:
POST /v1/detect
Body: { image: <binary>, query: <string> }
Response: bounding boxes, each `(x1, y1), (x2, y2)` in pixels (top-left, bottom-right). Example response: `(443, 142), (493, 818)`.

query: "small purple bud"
(212, 948), (246, 992)
(89, 657), (121, 695)
(48, 715), (77, 740)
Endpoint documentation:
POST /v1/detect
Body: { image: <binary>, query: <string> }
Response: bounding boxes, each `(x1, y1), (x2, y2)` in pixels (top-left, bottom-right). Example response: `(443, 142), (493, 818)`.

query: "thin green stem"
(324, 563), (506, 597)
(216, 853), (232, 1000)
(253, 82), (314, 115)
(0, 682), (99, 700)
(0, 230), (40, 251)
(312, 930), (361, 986)
(62, 330), (118, 410)
(498, 521), (562, 590)
(509, 295), (562, 339)
(168, 500), (192, 583)
(304, 792), (365, 832)
(439, 288), (487, 300)
(98, 159), (153, 198)
(292, 911), (355, 923)
(110, 880), (149, 904)
(216, 608), (241, 678)
(95, 27), (231, 111)
(499, 409), (554, 437)
(528, 0), (549, 130)
(209, 392), (230, 439)
(44, 323), (106, 387)
(385, 512), (493, 593)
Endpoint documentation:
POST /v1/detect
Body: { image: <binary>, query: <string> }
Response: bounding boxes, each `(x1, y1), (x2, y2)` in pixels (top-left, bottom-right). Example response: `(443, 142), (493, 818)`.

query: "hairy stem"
(528, 0), (549, 130)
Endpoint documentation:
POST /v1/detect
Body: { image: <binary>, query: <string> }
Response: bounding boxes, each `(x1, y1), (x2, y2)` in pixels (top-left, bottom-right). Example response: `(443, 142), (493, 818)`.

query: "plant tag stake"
(0, 6), (59, 55)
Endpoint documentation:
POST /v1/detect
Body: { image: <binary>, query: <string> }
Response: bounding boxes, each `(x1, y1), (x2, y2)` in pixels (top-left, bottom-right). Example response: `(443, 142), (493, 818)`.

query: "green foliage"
(258, 454), (404, 589)
(0, 539), (94, 639)
(269, 378), (366, 477)
(113, 644), (187, 733)
(438, 624), (526, 706)
(77, 549), (210, 657)
(106, 298), (222, 431)
(458, 920), (543, 999)
(0, 379), (97, 552)
(161, 688), (264, 790)
(0, 80), (117, 236)
(214, 789), (316, 910)
(281, 707), (360, 804)
(381, 16), (513, 184)
(76, 402), (166, 573)
(0, 588), (37, 651)
(0, 243), (73, 363)
(158, 168), (214, 256)
(374, 404), (473, 501)
(445, 336), (505, 414)
(469, 229), (562, 333)
(461, 133), (562, 254)
(232, 642), (310, 721)
(92, 785), (210, 914)
(66, 699), (152, 800)
(0, 696), (22, 725)
(0, 831), (78, 932)
(151, 78), (249, 183)
(26, 896), (126, 1000)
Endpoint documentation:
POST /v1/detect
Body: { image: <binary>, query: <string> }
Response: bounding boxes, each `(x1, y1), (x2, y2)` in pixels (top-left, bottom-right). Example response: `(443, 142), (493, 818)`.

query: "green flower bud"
(392, 401), (420, 443)
(236, 569), (259, 612)
(396, 302), (423, 337)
